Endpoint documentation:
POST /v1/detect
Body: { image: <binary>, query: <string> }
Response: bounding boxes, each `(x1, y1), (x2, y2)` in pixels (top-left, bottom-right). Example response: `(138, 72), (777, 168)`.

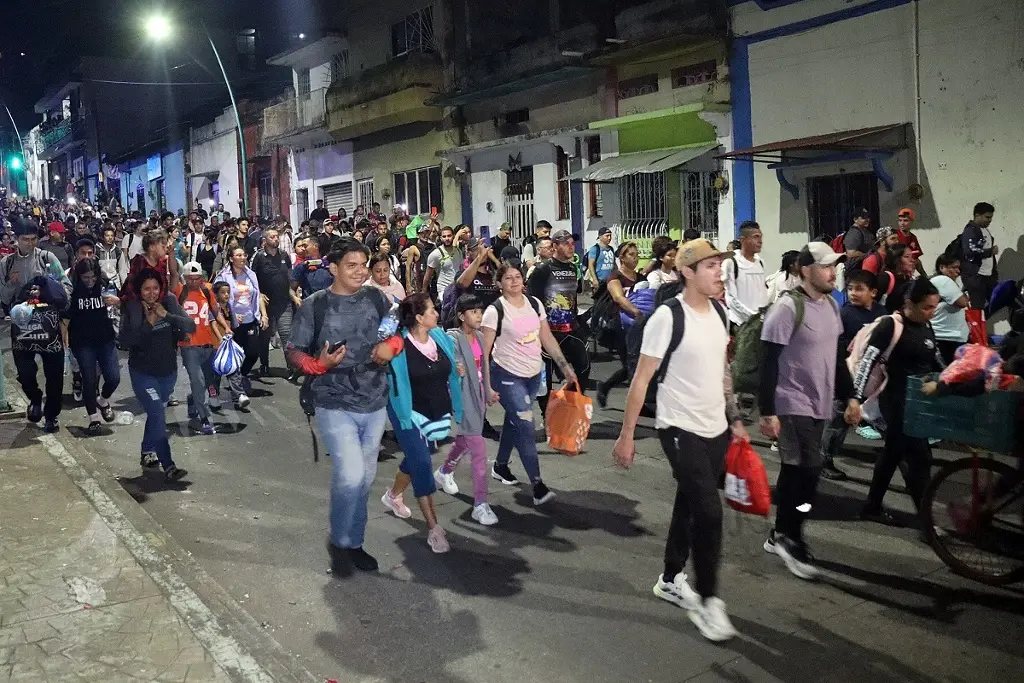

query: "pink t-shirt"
(469, 335), (483, 382)
(481, 296), (545, 378)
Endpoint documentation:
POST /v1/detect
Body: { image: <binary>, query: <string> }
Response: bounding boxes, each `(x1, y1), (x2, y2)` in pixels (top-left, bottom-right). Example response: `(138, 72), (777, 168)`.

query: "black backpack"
(944, 234), (965, 262)
(625, 292), (727, 409)
(491, 296), (543, 336)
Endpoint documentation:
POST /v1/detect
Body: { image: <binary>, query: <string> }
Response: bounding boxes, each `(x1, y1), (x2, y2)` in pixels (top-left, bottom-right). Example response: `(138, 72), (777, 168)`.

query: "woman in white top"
(929, 253), (970, 364)
(646, 236), (679, 291)
(366, 253), (406, 304)
(766, 250), (801, 303)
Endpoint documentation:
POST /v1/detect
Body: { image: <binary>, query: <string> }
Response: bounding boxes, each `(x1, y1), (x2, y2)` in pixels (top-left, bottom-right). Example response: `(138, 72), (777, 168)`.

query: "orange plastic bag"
(966, 308), (988, 346)
(544, 381), (593, 456)
(724, 439), (771, 517)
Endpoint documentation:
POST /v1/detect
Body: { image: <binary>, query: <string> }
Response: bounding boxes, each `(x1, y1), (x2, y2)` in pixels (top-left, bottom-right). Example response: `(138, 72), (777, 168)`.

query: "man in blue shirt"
(586, 227), (616, 289)
(290, 238), (333, 300)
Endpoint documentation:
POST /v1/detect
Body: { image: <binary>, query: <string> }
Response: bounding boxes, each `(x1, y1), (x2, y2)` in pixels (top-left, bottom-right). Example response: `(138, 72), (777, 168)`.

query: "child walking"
(433, 295), (498, 525)
(210, 281), (251, 410)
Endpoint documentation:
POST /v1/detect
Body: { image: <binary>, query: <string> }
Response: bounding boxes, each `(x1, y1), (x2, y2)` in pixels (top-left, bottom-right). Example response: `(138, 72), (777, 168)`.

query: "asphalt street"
(5, 333), (1024, 683)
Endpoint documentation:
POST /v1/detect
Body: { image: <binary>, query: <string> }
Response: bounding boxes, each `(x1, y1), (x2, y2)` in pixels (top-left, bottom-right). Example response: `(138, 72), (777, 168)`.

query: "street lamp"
(144, 13), (249, 215)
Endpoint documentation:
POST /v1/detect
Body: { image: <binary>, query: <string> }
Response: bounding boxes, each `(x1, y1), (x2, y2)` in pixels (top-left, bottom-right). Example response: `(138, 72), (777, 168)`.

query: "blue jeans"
(316, 407), (388, 549)
(72, 341), (121, 420)
(181, 346), (215, 422)
(386, 404), (436, 498)
(130, 369), (178, 470)
(491, 363), (542, 484)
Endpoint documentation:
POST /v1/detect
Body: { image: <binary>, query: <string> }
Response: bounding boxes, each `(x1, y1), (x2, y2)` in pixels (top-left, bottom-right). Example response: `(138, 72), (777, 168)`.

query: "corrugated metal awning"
(564, 144), (717, 182)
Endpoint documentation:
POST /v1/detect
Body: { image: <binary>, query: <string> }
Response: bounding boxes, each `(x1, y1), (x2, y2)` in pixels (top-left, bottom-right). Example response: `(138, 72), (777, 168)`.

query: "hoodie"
(0, 248), (63, 307)
(214, 264), (262, 325)
(722, 251), (768, 326)
(447, 328), (486, 436)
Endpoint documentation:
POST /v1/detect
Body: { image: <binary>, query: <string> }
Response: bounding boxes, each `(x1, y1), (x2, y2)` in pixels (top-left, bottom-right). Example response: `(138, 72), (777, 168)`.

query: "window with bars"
(617, 74), (659, 100)
(672, 61), (718, 89)
(682, 172), (720, 243)
(297, 69), (311, 99)
(586, 137), (603, 218)
(357, 178), (374, 211)
(556, 148), (570, 221)
(258, 172), (273, 219)
(331, 51), (350, 84)
(391, 6), (435, 58)
(393, 166), (442, 216)
(618, 172), (667, 259)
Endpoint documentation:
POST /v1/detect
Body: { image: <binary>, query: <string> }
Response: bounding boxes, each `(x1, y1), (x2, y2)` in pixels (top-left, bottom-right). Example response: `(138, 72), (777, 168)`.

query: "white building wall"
(735, 0), (1024, 279)
(288, 144), (355, 226)
(189, 110), (240, 215)
(470, 170), (505, 235)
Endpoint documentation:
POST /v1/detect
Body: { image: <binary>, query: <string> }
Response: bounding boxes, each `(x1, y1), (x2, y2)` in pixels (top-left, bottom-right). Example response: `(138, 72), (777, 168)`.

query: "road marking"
(38, 433), (277, 683)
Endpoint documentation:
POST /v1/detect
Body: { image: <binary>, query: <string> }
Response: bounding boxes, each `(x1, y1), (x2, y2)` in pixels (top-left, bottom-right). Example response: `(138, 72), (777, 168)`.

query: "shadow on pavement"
(508, 488), (654, 539)
(116, 472), (193, 503)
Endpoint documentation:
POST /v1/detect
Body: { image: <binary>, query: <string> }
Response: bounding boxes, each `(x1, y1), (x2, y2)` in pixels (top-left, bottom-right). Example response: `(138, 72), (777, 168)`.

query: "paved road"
(9, 336), (1024, 683)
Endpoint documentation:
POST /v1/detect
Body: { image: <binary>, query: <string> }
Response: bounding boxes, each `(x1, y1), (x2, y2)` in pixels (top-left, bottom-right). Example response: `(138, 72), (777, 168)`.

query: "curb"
(2, 366), (318, 683)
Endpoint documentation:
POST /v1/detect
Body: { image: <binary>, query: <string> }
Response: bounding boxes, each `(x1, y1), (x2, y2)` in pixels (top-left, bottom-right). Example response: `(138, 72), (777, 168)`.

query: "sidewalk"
(0, 411), (239, 683)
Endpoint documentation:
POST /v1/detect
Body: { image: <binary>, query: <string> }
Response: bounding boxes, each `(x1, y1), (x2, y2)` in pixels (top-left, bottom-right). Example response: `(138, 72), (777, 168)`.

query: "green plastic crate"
(904, 375), (1023, 453)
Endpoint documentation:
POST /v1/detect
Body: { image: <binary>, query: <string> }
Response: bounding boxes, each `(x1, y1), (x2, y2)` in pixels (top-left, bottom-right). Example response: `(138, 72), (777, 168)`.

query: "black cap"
(853, 207), (871, 220)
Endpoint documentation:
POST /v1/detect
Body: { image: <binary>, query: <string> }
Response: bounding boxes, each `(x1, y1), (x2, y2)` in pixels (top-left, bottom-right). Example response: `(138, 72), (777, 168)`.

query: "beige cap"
(675, 239), (722, 270)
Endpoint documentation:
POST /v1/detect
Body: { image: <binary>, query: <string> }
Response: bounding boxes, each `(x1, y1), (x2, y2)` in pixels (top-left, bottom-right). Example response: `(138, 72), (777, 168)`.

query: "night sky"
(0, 0), (318, 133)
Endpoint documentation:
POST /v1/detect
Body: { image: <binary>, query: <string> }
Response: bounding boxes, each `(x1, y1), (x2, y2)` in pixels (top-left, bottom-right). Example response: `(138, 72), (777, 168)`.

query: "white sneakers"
(652, 574), (737, 642)
(434, 468), (459, 495)
(472, 503), (499, 526)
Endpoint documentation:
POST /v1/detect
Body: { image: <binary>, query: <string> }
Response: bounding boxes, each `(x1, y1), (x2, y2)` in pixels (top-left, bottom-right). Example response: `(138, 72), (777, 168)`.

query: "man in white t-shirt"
(722, 220), (767, 330)
(612, 238), (748, 643)
(422, 225), (463, 301)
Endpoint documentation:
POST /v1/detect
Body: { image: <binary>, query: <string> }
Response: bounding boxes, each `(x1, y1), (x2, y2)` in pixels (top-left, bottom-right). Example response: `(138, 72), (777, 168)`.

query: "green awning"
(588, 103), (726, 153)
(564, 144), (717, 182)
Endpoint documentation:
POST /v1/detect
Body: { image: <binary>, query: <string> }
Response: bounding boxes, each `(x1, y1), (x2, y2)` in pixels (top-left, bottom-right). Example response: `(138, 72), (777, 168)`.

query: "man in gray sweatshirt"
(1, 217), (63, 309)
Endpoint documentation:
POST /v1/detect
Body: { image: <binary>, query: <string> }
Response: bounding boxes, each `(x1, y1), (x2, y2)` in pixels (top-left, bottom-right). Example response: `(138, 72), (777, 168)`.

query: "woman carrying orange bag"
(482, 263), (577, 507)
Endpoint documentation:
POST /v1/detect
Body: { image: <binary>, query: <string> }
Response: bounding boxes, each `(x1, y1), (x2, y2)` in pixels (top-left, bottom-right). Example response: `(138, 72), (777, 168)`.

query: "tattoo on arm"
(723, 356), (741, 425)
(553, 353), (571, 374)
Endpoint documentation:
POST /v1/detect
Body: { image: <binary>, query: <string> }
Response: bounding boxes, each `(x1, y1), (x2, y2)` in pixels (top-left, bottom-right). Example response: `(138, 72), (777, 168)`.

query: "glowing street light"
(143, 13), (249, 214)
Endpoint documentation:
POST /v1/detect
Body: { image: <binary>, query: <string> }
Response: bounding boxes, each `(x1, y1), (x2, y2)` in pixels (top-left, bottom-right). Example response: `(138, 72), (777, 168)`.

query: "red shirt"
(896, 229), (923, 256)
(121, 253), (169, 302)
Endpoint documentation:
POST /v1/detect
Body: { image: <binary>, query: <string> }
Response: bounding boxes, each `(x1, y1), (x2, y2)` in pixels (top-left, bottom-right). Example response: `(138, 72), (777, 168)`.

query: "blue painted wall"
(118, 141), (187, 214)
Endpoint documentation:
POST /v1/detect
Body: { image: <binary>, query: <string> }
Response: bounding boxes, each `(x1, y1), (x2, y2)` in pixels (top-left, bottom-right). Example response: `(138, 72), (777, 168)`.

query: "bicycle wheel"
(922, 456), (1024, 586)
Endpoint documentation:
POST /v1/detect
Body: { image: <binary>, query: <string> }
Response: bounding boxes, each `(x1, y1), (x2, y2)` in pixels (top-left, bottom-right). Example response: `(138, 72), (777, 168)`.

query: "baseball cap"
(47, 221), (66, 234)
(876, 226), (894, 241)
(598, 227), (612, 237)
(675, 239), (721, 269)
(182, 261), (204, 277)
(853, 207), (871, 220)
(798, 242), (846, 267)
(550, 228), (574, 243)
(898, 207), (915, 221)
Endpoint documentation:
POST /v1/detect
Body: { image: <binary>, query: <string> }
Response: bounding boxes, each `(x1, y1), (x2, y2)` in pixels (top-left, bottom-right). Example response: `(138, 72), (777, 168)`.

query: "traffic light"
(9, 154), (22, 171)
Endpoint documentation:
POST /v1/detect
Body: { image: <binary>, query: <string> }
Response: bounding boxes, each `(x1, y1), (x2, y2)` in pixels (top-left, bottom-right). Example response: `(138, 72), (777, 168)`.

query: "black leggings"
(658, 427), (730, 599)
(600, 328), (630, 395)
(537, 329), (591, 414)
(868, 396), (932, 511)
(233, 321), (261, 377)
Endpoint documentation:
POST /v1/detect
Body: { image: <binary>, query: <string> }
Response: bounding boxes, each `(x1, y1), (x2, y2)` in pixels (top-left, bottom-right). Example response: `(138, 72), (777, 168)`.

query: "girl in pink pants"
(433, 295), (498, 526)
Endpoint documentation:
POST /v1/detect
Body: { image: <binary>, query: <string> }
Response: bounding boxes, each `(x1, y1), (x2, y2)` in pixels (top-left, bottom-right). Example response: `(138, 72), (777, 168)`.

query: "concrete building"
(189, 108), (243, 217)
(726, 0), (1024, 280)
(325, 1), (461, 227)
(116, 141), (188, 216)
(264, 34), (355, 226)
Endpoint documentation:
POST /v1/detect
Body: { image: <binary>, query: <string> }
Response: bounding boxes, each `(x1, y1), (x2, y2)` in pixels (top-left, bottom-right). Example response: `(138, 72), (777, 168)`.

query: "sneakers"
(381, 489), (412, 519)
(596, 384), (609, 409)
(43, 418), (59, 434)
(472, 503), (499, 526)
(236, 394), (251, 410)
(689, 597), (738, 642)
(491, 463), (519, 485)
(72, 373), (83, 402)
(856, 424), (883, 440)
(26, 400), (42, 424)
(859, 505), (901, 527)
(434, 468), (459, 495)
(86, 420), (103, 436)
(166, 397), (180, 407)
(427, 525), (451, 553)
(772, 533), (819, 580)
(99, 403), (115, 423)
(821, 463), (848, 481)
(763, 528), (777, 555)
(653, 573), (701, 611)
(140, 452), (160, 469)
(327, 543), (378, 575)
(201, 421), (217, 436)
(532, 481), (555, 506)
(164, 466), (188, 482)
(346, 546), (379, 571)
(770, 441), (779, 452)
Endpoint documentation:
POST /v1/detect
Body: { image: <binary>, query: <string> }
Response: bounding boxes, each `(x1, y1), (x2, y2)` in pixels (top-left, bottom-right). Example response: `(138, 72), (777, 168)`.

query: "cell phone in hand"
(327, 339), (347, 354)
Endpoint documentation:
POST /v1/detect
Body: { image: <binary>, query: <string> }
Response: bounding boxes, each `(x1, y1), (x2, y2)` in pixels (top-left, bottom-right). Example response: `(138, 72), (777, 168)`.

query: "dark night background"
(0, 0), (322, 133)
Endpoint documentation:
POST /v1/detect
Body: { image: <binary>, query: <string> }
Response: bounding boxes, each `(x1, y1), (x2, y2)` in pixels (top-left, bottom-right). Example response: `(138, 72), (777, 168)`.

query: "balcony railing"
(36, 118), (76, 155)
(262, 88), (328, 142)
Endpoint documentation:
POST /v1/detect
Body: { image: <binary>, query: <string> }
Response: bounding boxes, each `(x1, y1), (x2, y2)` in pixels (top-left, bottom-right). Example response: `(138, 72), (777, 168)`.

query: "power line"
(87, 78), (292, 86)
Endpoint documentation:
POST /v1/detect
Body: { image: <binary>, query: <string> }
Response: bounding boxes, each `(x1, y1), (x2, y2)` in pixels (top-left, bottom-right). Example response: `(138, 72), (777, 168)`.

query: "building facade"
(727, 0), (1024, 279)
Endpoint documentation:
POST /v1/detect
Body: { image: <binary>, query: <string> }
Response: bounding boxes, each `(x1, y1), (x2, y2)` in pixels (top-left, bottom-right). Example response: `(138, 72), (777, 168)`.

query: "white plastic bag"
(212, 334), (245, 376)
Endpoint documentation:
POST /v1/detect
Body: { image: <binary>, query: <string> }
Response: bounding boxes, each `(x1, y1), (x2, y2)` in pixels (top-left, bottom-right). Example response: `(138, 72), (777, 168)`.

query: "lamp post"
(144, 14), (249, 215)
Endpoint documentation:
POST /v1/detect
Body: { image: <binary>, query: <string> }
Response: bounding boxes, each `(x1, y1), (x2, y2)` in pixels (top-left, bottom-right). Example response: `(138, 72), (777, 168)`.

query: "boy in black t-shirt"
(821, 270), (886, 480)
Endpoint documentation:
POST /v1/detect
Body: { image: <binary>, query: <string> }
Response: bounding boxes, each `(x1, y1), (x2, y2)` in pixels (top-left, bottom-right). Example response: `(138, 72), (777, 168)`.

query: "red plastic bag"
(544, 381), (593, 456)
(966, 308), (988, 346)
(724, 439), (771, 516)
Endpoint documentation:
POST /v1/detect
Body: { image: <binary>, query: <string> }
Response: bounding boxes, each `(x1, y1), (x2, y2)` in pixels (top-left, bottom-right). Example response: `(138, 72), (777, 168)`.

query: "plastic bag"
(724, 439), (771, 517)
(966, 308), (988, 346)
(212, 334), (245, 376)
(544, 381), (593, 456)
(939, 343), (1003, 390)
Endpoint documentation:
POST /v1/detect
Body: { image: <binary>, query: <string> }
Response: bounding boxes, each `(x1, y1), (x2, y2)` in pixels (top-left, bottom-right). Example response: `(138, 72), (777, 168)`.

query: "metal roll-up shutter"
(322, 181), (353, 217)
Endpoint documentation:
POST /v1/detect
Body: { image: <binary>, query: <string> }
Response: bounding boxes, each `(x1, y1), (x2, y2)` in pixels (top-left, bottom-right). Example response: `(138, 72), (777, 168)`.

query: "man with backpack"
(722, 220), (767, 332)
(841, 208), (875, 261)
(1, 217), (63, 310)
(956, 202), (998, 309)
(612, 238), (747, 643)
(176, 262), (218, 435)
(759, 242), (856, 581)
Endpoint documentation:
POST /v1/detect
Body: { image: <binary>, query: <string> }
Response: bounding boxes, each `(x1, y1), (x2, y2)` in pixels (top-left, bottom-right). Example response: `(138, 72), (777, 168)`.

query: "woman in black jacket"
(119, 267), (195, 481)
(65, 258), (121, 434)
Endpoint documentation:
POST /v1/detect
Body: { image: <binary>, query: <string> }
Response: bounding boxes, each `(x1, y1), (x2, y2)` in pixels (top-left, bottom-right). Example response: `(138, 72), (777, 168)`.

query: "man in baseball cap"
(895, 207), (925, 276)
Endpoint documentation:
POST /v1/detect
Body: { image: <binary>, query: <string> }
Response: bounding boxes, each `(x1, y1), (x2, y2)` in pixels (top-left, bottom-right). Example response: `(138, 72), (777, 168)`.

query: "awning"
(564, 144), (717, 182)
(717, 123), (908, 163)
(588, 103), (726, 154)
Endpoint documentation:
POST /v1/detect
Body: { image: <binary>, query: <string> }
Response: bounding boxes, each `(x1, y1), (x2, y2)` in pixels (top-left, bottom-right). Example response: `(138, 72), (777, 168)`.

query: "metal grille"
(258, 172), (273, 218)
(392, 6), (435, 57)
(505, 167), (535, 244)
(331, 51), (349, 84)
(357, 178), (374, 212)
(616, 172), (667, 259)
(682, 172), (720, 243)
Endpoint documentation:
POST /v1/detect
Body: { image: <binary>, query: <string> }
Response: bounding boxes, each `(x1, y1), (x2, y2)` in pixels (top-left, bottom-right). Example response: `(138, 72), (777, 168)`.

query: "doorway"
(807, 173), (879, 240)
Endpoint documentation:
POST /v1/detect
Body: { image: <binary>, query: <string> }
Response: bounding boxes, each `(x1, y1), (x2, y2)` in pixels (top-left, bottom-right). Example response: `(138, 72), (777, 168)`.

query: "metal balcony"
(36, 118), (85, 160)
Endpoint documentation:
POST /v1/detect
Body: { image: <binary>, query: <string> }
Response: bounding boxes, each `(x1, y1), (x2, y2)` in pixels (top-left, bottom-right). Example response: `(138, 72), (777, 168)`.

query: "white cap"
(181, 261), (204, 276)
(799, 242), (846, 267)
